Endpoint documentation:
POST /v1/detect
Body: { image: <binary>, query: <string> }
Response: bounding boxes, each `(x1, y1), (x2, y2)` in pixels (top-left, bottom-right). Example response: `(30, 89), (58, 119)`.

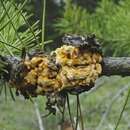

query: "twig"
(34, 102), (45, 130)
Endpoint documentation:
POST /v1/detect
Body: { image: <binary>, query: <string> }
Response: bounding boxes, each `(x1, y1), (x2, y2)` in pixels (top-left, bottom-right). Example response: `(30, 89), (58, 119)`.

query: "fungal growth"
(0, 34), (103, 98)
(5, 35), (102, 98)
(0, 34), (103, 130)
(54, 44), (102, 93)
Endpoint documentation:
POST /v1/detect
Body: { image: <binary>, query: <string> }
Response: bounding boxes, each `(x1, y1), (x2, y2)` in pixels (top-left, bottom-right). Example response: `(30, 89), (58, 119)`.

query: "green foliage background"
(0, 0), (130, 130)
(55, 0), (130, 56)
(0, 0), (40, 56)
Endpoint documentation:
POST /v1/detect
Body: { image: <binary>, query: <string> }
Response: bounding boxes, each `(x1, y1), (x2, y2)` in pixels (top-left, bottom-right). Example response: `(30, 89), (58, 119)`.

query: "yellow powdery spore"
(23, 55), (60, 94)
(54, 45), (102, 66)
(54, 45), (102, 90)
(54, 45), (79, 66)
(12, 45), (103, 96)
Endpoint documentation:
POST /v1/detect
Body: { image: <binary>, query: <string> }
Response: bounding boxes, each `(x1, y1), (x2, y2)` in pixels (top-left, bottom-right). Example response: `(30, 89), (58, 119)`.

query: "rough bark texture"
(102, 57), (130, 76)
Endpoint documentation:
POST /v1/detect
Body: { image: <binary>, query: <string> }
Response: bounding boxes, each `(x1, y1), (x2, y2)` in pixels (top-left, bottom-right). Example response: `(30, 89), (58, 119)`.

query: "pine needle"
(0, 40), (21, 51)
(0, 0), (27, 31)
(77, 94), (84, 130)
(11, 1), (39, 45)
(4, 83), (7, 101)
(0, 85), (3, 96)
(9, 87), (15, 101)
(41, 0), (46, 50)
(0, 0), (23, 46)
(66, 94), (75, 130)
(115, 88), (130, 130)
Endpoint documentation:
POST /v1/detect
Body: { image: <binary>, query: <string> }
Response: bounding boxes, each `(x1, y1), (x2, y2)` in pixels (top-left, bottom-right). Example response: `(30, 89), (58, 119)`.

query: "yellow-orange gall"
(95, 63), (102, 74)
(24, 69), (37, 85)
(92, 53), (102, 63)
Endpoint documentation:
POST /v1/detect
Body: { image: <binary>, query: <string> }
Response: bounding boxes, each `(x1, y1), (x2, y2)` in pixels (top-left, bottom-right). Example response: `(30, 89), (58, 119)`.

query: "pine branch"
(1, 55), (130, 95)
(102, 57), (130, 76)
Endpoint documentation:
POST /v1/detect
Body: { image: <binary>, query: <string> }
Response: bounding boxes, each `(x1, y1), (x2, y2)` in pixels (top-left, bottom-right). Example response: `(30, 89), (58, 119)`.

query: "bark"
(102, 57), (130, 76)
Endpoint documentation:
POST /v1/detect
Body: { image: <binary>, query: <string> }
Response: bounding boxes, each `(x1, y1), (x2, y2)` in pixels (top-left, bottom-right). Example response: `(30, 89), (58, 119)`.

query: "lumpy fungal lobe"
(11, 45), (102, 97)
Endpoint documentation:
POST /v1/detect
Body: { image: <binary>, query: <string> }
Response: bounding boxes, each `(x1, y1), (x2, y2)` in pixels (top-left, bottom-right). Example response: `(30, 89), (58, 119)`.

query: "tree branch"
(102, 57), (130, 76)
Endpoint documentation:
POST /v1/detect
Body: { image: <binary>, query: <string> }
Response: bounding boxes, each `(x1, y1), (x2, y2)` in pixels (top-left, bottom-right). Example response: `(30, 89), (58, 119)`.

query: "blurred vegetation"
(55, 0), (130, 56)
(0, 0), (130, 130)
(0, 0), (40, 56)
